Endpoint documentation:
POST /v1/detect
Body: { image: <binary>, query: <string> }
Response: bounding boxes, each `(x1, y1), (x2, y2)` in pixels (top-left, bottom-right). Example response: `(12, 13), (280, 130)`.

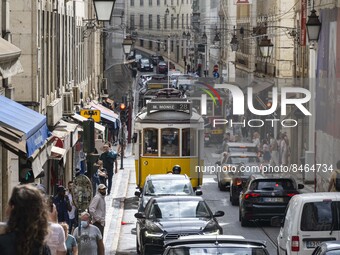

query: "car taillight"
(244, 193), (261, 199)
(291, 236), (299, 252)
(234, 178), (242, 186)
(287, 193), (298, 197)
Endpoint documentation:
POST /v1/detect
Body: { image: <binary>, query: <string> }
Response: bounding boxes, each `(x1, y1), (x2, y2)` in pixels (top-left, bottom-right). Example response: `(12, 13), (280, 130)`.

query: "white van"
(276, 192), (340, 255)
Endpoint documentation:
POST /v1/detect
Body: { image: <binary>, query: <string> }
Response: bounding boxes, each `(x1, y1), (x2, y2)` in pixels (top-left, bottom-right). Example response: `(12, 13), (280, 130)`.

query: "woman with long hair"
(0, 184), (50, 255)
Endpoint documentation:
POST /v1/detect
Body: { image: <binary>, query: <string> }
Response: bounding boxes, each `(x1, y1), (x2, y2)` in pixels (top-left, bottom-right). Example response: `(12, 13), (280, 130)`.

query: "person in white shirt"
(66, 181), (77, 234)
(46, 198), (67, 255)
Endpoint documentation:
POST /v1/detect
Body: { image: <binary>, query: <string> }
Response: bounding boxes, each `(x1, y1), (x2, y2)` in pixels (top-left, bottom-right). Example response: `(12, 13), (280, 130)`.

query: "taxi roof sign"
(80, 109), (101, 122)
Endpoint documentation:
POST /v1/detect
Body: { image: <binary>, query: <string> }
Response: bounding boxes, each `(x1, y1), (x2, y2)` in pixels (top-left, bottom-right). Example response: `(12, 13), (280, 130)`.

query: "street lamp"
(306, 8), (321, 42)
(258, 36), (273, 75)
(93, 0), (116, 21)
(230, 34), (239, 52)
(122, 36), (134, 58)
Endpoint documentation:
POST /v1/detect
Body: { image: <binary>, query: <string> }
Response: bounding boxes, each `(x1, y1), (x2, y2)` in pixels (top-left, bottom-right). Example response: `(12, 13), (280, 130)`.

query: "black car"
(135, 196), (224, 255)
(163, 235), (270, 255)
(312, 240), (340, 255)
(138, 58), (153, 72)
(239, 174), (304, 226)
(134, 174), (202, 212)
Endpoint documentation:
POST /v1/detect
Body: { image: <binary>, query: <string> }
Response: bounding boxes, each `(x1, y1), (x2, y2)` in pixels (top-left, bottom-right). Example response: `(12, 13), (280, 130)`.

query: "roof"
(227, 152), (259, 157)
(292, 192), (340, 202)
(146, 174), (190, 181)
(227, 142), (257, 147)
(164, 235), (267, 248)
(149, 196), (204, 203)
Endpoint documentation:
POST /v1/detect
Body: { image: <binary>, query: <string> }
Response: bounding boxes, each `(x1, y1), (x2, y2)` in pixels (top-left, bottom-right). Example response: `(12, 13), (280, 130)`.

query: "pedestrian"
(280, 134), (290, 166)
(73, 212), (104, 255)
(328, 161), (340, 192)
(117, 122), (128, 157)
(269, 134), (279, 166)
(277, 133), (283, 165)
(66, 181), (77, 234)
(221, 132), (231, 152)
(89, 184), (107, 236)
(0, 185), (51, 255)
(54, 185), (72, 223)
(99, 143), (118, 195)
(60, 222), (78, 255)
(262, 139), (271, 163)
(96, 159), (108, 185)
(46, 197), (67, 255)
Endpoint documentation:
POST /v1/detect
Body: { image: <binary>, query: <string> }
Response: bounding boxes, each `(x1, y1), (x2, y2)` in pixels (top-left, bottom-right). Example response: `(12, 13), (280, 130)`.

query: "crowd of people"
(0, 140), (121, 255)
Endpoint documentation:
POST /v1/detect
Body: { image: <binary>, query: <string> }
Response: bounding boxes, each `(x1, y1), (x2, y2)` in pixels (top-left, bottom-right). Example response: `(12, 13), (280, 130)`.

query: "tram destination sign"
(147, 102), (192, 115)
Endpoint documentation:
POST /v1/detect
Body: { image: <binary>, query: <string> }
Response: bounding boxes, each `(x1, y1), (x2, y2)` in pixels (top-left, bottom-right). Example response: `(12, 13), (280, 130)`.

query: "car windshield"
(141, 59), (149, 64)
(251, 179), (295, 191)
(227, 156), (260, 164)
(148, 200), (211, 219)
(228, 147), (258, 153)
(144, 179), (194, 196)
(167, 247), (267, 255)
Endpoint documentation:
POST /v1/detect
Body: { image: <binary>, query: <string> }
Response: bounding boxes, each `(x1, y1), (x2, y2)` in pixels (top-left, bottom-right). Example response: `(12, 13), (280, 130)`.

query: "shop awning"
(71, 113), (106, 133)
(88, 101), (119, 124)
(0, 37), (24, 78)
(0, 95), (49, 158)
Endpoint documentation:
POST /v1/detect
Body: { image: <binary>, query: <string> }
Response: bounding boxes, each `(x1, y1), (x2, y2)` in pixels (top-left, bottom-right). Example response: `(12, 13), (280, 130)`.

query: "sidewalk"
(103, 144), (135, 255)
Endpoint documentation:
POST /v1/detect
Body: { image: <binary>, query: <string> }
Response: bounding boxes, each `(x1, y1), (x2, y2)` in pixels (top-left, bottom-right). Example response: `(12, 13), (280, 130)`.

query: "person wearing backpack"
(328, 160), (340, 192)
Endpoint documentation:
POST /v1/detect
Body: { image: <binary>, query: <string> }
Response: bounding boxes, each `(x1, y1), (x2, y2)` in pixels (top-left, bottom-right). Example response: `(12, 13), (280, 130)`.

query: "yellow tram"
(134, 89), (205, 189)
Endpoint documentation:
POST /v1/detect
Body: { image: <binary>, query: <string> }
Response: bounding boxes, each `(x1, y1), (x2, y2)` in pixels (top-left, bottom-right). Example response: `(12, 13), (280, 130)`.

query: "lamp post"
(305, 5), (321, 189)
(202, 31), (208, 77)
(93, 0), (116, 21)
(258, 36), (273, 74)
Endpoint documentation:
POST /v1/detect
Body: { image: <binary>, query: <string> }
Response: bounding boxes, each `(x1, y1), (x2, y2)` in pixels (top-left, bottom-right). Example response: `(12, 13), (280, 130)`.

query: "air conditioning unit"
(102, 78), (108, 90)
(63, 92), (74, 116)
(73, 86), (81, 105)
(46, 98), (63, 127)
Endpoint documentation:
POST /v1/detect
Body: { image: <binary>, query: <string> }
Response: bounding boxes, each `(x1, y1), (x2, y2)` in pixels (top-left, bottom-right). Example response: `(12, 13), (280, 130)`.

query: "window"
(164, 16), (167, 29)
(157, 15), (160, 29)
(171, 14), (174, 29)
(182, 128), (196, 156)
(157, 0), (160, 6)
(301, 202), (340, 231)
(143, 128), (158, 155)
(177, 14), (179, 29)
(149, 40), (152, 49)
(157, 40), (161, 51)
(149, 0), (152, 6)
(140, 14), (144, 30)
(140, 0), (144, 6)
(130, 0), (134, 6)
(149, 14), (152, 29)
(171, 40), (174, 52)
(130, 15), (135, 30)
(182, 14), (184, 29)
(164, 0), (167, 5)
(161, 128), (179, 156)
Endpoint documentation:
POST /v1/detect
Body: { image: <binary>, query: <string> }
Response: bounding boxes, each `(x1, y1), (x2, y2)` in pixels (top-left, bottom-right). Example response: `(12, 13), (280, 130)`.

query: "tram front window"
(144, 128), (158, 155)
(161, 128), (179, 156)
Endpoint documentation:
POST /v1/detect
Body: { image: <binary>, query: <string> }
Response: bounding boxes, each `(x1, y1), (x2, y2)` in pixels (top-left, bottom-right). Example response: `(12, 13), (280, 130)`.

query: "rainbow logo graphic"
(199, 83), (222, 115)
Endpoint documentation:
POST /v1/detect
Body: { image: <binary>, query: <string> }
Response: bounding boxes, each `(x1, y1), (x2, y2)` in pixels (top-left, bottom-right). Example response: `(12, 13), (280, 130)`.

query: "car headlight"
(141, 65), (145, 68)
(145, 230), (163, 238)
(151, 64), (153, 68)
(202, 229), (220, 235)
(202, 220), (220, 235)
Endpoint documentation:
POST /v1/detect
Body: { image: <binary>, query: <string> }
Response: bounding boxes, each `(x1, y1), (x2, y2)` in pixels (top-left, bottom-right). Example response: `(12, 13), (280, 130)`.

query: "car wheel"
(241, 215), (250, 227)
(219, 182), (226, 191)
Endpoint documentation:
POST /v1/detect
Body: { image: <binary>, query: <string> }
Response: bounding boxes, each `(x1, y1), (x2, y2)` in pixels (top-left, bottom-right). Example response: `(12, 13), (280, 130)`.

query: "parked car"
(239, 174), (304, 227)
(135, 196), (224, 255)
(134, 174), (202, 212)
(311, 241), (340, 255)
(163, 235), (270, 255)
(216, 152), (260, 191)
(138, 58), (153, 72)
(156, 61), (168, 74)
(275, 192), (340, 255)
(151, 54), (164, 65)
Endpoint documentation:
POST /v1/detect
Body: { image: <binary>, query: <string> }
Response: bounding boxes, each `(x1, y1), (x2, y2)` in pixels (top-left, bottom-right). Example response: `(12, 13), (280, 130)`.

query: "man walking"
(89, 184), (107, 236)
(73, 212), (104, 255)
(99, 143), (118, 195)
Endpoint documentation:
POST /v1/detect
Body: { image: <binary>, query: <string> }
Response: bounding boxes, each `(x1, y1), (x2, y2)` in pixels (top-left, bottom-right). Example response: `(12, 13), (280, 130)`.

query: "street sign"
(80, 109), (101, 122)
(71, 174), (93, 211)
